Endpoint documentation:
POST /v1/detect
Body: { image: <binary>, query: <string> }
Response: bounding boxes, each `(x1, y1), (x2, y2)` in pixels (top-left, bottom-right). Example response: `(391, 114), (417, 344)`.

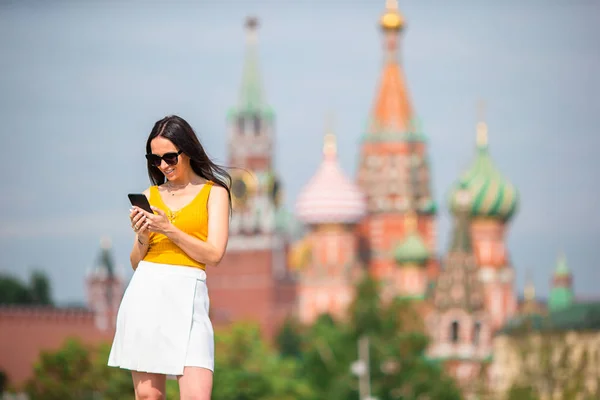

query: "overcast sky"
(1, 0), (598, 304)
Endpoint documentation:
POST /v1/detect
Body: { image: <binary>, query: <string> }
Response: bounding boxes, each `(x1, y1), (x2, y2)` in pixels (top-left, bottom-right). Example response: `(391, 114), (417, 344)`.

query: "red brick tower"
(209, 17), (293, 338)
(86, 236), (124, 331)
(356, 0), (438, 299)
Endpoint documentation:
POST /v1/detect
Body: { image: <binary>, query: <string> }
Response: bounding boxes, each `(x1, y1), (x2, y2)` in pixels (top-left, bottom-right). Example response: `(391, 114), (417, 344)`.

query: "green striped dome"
(449, 134), (518, 221)
(394, 233), (429, 265)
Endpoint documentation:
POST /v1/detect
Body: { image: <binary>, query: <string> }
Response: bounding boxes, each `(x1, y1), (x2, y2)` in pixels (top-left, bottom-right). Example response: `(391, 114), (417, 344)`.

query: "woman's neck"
(167, 171), (203, 187)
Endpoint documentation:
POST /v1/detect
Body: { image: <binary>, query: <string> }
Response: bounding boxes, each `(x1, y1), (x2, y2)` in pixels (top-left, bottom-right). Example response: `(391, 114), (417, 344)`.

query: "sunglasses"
(145, 150), (183, 167)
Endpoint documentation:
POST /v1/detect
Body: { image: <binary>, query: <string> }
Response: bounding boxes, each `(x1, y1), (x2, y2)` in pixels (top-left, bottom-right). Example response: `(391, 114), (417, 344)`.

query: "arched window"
(473, 321), (481, 345)
(237, 118), (245, 135)
(450, 321), (459, 343)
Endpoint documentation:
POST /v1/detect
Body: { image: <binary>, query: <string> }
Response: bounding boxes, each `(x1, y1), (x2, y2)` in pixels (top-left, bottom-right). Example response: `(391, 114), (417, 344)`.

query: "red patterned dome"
(296, 132), (366, 225)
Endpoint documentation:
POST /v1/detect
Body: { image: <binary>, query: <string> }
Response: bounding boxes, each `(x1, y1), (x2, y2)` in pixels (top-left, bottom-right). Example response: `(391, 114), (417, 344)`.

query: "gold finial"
(524, 270), (535, 301)
(404, 210), (417, 232)
(380, 0), (404, 31)
(476, 100), (488, 148)
(323, 113), (337, 157)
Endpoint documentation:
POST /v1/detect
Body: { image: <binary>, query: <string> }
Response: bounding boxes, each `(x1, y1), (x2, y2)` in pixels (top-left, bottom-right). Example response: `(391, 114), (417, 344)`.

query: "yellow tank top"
(143, 181), (214, 270)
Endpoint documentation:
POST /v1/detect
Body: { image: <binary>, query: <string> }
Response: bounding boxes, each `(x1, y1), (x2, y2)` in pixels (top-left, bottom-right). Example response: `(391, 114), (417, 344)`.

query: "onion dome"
(380, 0), (405, 31)
(448, 119), (519, 221)
(394, 211), (429, 265)
(295, 123), (366, 225)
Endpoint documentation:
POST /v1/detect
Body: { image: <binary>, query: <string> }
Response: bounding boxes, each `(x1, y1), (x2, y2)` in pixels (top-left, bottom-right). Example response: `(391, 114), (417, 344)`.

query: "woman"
(108, 115), (231, 400)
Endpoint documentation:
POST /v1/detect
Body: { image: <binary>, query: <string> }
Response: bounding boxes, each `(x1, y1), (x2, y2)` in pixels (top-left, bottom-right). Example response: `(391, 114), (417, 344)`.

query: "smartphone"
(128, 193), (154, 214)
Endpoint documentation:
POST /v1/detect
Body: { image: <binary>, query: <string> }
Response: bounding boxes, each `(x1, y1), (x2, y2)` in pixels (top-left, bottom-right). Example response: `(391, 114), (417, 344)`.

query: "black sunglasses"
(145, 150), (183, 167)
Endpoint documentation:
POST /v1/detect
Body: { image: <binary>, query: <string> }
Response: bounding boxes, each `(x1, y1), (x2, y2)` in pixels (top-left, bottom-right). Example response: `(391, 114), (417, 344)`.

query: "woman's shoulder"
(142, 186), (156, 198)
(209, 183), (228, 197)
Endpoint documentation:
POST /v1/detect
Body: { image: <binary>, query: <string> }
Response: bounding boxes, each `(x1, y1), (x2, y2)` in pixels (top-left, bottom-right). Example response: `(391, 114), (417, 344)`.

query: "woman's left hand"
(143, 206), (173, 234)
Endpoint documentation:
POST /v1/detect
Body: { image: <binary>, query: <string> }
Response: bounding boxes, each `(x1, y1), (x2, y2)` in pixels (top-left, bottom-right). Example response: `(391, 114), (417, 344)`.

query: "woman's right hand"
(130, 207), (150, 241)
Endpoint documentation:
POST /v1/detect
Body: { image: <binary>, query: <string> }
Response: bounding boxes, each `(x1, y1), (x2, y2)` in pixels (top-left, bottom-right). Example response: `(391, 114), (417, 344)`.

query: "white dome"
(295, 133), (366, 225)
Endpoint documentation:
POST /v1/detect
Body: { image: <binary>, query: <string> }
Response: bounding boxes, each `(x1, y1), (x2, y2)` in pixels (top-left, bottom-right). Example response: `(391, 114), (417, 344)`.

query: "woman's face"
(149, 136), (188, 181)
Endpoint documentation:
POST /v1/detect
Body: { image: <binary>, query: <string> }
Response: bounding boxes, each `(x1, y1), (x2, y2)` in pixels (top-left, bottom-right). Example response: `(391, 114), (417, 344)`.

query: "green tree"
(293, 276), (463, 400)
(88, 343), (135, 399)
(0, 274), (32, 304)
(212, 322), (313, 400)
(24, 338), (133, 400)
(25, 338), (95, 400)
(276, 316), (303, 360)
(0, 270), (54, 305)
(29, 270), (53, 305)
(506, 384), (538, 400)
(0, 369), (7, 395)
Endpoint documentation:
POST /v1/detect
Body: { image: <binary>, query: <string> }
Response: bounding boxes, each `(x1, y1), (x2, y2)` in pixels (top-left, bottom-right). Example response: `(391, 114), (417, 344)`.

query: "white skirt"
(107, 260), (214, 376)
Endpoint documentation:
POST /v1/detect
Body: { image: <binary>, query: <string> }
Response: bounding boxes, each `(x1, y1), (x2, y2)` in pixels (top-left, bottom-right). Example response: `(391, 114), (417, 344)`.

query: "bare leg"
(131, 371), (167, 400)
(178, 366), (213, 400)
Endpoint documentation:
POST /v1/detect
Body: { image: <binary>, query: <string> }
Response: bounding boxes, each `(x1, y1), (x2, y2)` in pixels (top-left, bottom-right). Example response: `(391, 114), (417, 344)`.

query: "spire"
(549, 252), (574, 312)
(323, 113), (337, 160)
(368, 0), (414, 136)
(476, 100), (488, 149)
(554, 251), (570, 276)
(237, 17), (267, 115)
(524, 270), (535, 302)
(432, 185), (483, 312)
(97, 236), (115, 278)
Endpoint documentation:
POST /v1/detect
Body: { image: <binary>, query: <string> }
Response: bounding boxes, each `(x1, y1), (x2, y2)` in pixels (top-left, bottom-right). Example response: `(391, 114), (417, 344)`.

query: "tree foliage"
(24, 338), (133, 400)
(277, 275), (463, 400)
(212, 322), (314, 400)
(0, 270), (53, 306)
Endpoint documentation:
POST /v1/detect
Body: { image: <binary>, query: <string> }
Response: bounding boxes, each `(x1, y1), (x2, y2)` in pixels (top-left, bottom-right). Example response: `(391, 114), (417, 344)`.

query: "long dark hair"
(145, 115), (232, 211)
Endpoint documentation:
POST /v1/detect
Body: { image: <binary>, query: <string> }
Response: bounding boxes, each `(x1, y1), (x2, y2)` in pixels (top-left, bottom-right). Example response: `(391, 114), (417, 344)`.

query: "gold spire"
(323, 113), (337, 158)
(524, 271), (535, 301)
(380, 0), (404, 31)
(476, 100), (488, 148)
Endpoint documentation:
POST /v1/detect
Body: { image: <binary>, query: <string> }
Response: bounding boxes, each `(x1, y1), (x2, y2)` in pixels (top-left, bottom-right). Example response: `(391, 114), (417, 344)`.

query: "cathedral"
(210, 0), (523, 388)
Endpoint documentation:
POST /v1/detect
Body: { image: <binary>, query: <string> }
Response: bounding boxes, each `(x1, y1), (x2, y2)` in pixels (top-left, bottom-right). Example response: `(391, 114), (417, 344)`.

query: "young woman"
(108, 115), (231, 400)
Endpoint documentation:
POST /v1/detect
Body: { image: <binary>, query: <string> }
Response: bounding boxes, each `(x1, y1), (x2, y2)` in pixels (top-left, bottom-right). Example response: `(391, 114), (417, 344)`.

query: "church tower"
(548, 253), (574, 312)
(86, 237), (124, 331)
(356, 0), (437, 299)
(226, 17), (281, 239)
(427, 186), (492, 391)
(209, 17), (291, 338)
(447, 108), (519, 331)
(294, 118), (367, 324)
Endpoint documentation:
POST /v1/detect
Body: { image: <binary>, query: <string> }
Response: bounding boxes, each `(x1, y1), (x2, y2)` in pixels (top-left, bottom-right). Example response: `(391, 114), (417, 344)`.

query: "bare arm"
(152, 185), (230, 266)
(129, 188), (151, 270)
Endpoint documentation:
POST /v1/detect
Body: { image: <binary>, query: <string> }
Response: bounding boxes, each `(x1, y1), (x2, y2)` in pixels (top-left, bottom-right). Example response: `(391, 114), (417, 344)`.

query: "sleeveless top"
(143, 181), (214, 270)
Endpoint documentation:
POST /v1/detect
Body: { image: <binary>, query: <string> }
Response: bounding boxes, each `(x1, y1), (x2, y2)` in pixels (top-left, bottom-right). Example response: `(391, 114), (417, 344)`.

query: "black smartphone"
(128, 193), (154, 214)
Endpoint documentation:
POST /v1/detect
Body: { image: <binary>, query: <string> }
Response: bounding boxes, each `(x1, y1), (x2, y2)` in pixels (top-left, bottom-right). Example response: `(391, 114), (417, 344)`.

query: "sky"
(0, 0), (598, 305)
